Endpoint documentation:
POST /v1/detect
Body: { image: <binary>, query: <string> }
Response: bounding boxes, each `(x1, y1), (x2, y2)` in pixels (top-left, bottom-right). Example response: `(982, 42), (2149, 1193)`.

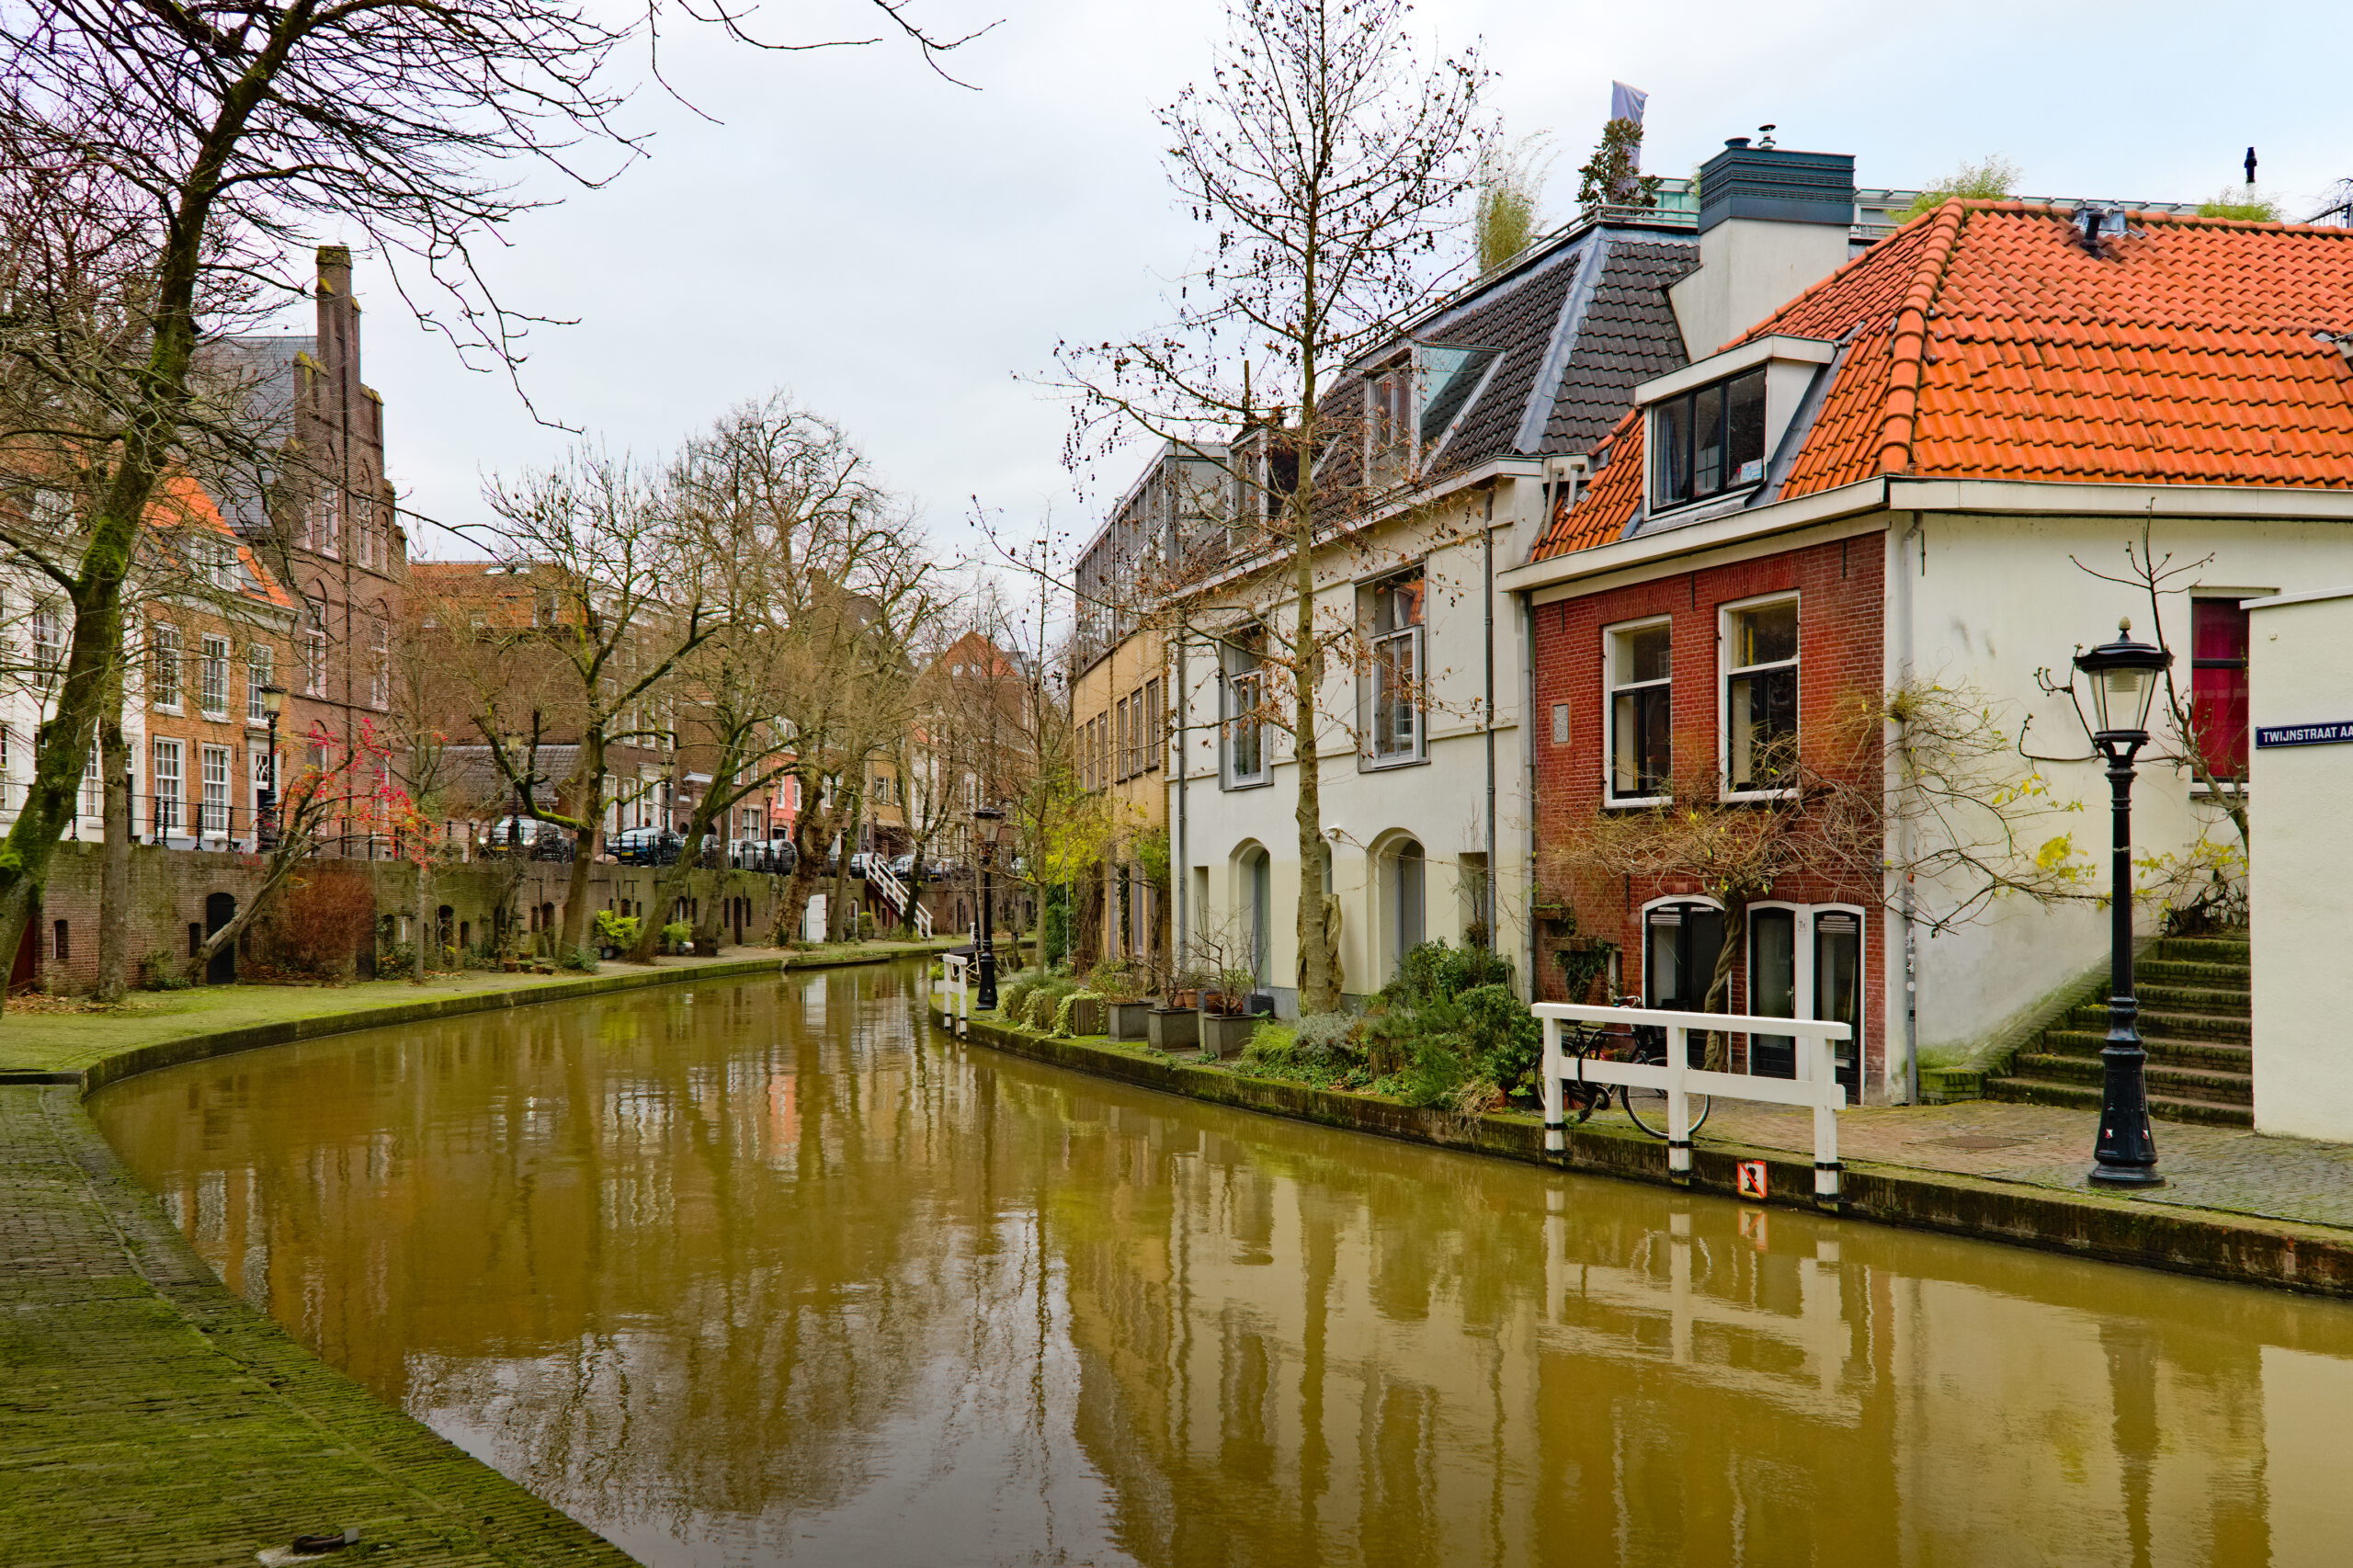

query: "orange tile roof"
(1533, 202), (2353, 560)
(148, 472), (295, 608)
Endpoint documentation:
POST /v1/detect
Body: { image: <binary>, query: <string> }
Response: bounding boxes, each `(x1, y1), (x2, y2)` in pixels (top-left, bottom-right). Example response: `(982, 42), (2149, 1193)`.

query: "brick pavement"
(1690, 1096), (2353, 1230)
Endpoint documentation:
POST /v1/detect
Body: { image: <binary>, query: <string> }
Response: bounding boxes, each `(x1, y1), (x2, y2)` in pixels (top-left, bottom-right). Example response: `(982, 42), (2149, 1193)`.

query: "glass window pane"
(1748, 909), (1797, 1079)
(1815, 913), (1863, 1095)
(1729, 665), (1799, 791)
(1734, 600), (1799, 667)
(1692, 383), (1726, 495)
(1727, 369), (1768, 487)
(1654, 399), (1689, 504)
(1621, 623), (1670, 684)
(1645, 909), (1679, 1004)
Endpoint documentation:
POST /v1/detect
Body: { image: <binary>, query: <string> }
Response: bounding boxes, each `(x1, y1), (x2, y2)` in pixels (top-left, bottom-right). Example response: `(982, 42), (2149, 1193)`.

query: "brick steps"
(1986, 928), (2251, 1128)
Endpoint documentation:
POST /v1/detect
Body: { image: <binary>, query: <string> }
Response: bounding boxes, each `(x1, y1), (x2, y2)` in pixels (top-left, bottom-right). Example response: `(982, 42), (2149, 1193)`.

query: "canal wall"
(1, 941), (956, 1567)
(941, 1007), (2353, 1303)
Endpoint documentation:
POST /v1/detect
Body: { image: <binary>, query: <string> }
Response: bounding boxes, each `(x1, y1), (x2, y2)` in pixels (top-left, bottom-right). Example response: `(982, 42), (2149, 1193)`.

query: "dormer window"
(1652, 366), (1767, 509)
(1365, 344), (1502, 491)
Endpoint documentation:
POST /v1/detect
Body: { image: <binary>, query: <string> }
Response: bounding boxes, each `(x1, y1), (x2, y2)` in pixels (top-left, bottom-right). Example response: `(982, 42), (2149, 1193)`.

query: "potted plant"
(1199, 968), (1261, 1059)
(1088, 960), (1152, 1041)
(1150, 965), (1207, 1051)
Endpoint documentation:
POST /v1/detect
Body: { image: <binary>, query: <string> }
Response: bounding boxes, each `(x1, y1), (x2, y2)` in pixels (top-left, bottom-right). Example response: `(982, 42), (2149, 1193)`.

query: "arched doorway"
(1381, 837), (1426, 983)
(1239, 846), (1272, 986)
(203, 892), (237, 983)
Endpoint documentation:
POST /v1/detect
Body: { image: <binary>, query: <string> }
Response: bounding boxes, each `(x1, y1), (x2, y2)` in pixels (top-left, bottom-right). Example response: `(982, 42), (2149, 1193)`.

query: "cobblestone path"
(0, 1085), (639, 1568)
(1693, 1096), (2353, 1230)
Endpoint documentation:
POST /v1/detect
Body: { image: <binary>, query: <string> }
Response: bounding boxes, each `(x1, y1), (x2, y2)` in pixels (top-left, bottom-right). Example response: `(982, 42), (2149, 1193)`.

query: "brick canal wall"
(939, 1006), (2353, 1302)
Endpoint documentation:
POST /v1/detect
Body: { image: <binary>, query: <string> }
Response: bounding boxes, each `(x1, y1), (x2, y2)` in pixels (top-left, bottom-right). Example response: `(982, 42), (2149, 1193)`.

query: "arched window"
(1383, 837), (1426, 981)
(1241, 846), (1272, 984)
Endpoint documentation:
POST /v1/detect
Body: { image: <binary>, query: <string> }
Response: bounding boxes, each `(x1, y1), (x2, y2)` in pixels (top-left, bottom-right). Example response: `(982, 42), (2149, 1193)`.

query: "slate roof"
(1533, 202), (2353, 561)
(1302, 217), (1697, 501)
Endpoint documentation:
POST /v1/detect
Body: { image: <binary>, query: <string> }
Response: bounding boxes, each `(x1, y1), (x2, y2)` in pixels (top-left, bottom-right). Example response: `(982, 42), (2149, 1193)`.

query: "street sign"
(2256, 721), (2353, 748)
(1736, 1160), (1768, 1199)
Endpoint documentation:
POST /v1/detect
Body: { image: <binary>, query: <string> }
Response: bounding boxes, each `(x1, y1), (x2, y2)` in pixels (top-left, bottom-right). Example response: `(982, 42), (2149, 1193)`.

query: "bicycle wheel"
(1620, 1084), (1711, 1139)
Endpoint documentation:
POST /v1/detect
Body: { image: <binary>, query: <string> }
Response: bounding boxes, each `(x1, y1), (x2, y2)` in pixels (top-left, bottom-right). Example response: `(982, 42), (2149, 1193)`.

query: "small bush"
(1026, 977), (1079, 1029)
(661, 920), (693, 954)
(593, 910), (641, 949)
(855, 911), (877, 941)
(1456, 983), (1541, 1095)
(998, 973), (1040, 1022)
(559, 946), (598, 972)
(1085, 959), (1149, 1005)
(1052, 991), (1104, 1036)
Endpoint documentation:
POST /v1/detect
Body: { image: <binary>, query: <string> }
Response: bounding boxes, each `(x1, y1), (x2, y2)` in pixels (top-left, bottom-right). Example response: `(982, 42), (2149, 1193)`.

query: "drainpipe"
(1482, 492), (1498, 959)
(1521, 555), (1541, 1005)
(1175, 629), (1188, 964)
(1893, 514), (1922, 1104)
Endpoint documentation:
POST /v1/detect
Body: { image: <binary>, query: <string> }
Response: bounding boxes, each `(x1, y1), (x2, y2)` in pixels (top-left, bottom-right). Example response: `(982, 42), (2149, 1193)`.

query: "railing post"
(1666, 1024), (1692, 1184)
(1813, 1030), (1843, 1208)
(1540, 1015), (1564, 1157)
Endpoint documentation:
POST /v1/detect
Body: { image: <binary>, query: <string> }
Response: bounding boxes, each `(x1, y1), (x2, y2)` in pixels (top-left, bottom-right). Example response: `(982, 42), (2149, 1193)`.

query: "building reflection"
(97, 970), (2353, 1568)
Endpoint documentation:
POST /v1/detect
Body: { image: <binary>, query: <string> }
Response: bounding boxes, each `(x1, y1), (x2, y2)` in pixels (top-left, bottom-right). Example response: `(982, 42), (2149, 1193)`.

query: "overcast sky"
(325, 0), (2353, 571)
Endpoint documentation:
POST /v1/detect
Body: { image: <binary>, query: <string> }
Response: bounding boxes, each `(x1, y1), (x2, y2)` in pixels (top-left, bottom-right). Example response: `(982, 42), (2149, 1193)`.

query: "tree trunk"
(1290, 509), (1338, 1015)
(95, 704), (131, 1002)
(630, 815), (718, 963)
(826, 790), (864, 943)
(414, 858), (432, 982)
(1699, 892), (1751, 1072)
(555, 746), (607, 955)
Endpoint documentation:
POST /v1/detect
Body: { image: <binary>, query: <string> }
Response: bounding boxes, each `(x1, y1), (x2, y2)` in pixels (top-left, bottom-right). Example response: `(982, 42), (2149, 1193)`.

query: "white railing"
(865, 858), (933, 938)
(1535, 1003), (1852, 1202)
(938, 951), (971, 1035)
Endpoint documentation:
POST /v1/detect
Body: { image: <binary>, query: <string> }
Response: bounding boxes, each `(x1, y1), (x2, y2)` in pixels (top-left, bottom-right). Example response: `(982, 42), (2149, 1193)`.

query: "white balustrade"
(1534, 1002), (1852, 1202)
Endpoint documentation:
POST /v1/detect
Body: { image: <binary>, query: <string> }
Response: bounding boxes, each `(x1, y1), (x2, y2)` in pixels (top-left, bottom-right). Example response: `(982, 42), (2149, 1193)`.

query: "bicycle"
(1559, 1006), (1712, 1141)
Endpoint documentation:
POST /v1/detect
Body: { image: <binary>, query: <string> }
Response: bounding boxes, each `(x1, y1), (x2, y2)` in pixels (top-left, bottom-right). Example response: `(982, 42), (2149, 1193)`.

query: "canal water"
(96, 961), (2353, 1567)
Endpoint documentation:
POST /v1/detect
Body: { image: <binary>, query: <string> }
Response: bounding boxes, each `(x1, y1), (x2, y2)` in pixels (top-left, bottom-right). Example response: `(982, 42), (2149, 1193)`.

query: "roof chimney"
(1668, 137), (1858, 358)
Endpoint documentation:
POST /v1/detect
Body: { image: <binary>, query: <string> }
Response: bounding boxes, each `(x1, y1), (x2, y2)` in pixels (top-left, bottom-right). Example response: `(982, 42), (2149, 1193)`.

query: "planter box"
(1063, 997), (1106, 1037)
(1147, 1006), (1199, 1051)
(1107, 1001), (1151, 1041)
(1199, 1011), (1256, 1061)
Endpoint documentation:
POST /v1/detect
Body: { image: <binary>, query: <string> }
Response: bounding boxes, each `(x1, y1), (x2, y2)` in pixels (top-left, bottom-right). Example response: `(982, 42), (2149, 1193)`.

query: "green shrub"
(661, 920), (693, 954)
(998, 973), (1040, 1022)
(1085, 959), (1149, 1005)
(855, 911), (877, 941)
(1026, 977), (1078, 1029)
(559, 946), (598, 972)
(1052, 991), (1104, 1036)
(593, 910), (641, 949)
(1456, 983), (1541, 1095)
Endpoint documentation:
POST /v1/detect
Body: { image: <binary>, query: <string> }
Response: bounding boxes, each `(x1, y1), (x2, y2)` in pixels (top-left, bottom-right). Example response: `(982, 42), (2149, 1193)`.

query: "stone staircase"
(1985, 929), (2251, 1128)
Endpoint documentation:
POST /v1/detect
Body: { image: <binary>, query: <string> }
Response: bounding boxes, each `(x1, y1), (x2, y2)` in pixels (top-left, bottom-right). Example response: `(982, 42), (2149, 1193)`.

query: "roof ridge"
(1875, 201), (1970, 476)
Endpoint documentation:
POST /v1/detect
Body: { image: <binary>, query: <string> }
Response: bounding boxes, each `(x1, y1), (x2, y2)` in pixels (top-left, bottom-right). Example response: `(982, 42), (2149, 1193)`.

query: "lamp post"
(256, 684), (287, 849)
(2072, 620), (2174, 1189)
(973, 805), (1006, 1011)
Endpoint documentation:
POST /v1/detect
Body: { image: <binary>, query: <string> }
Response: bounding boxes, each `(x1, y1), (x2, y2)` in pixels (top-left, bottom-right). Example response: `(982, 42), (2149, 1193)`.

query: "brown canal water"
(94, 960), (2353, 1567)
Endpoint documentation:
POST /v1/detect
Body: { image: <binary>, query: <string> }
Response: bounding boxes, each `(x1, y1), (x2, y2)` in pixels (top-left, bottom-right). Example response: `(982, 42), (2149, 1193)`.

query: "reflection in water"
(97, 963), (2353, 1567)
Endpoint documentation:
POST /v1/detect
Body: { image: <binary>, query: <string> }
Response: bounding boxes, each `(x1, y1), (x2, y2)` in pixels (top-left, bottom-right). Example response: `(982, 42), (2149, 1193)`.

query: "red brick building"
(1506, 194), (2353, 1108)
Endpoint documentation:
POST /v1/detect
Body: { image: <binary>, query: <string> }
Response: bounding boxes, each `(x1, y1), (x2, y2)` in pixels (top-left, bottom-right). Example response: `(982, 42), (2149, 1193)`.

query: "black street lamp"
(2072, 620), (2174, 1189)
(256, 684), (288, 848)
(973, 805), (1006, 1011)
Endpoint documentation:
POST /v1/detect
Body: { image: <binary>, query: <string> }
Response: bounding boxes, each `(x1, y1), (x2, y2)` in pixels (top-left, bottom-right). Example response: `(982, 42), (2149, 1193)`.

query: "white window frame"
(1365, 571), (1427, 768)
(199, 634), (230, 719)
(199, 743), (231, 836)
(29, 600), (65, 694)
(150, 623), (183, 713)
(151, 738), (183, 835)
(1648, 364), (1770, 514)
(1720, 592), (1800, 801)
(1742, 901), (1867, 1094)
(1365, 361), (1413, 490)
(1602, 614), (1674, 808)
(1222, 642), (1269, 790)
(246, 644), (273, 725)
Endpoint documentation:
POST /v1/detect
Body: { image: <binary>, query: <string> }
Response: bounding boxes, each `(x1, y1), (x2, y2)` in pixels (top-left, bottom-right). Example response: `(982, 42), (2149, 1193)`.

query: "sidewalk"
(1704, 1096), (2353, 1232)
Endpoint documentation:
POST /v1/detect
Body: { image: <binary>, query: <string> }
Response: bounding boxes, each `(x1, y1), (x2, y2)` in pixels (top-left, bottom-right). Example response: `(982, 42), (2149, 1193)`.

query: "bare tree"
(0, 0), (978, 991)
(625, 396), (934, 960)
(1047, 0), (1488, 1014)
(444, 453), (723, 956)
(1545, 683), (2100, 1067)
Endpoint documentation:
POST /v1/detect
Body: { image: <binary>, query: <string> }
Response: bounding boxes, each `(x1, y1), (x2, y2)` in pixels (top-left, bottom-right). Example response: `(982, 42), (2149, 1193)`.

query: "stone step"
(2037, 1029), (2252, 1073)
(1983, 1074), (2254, 1128)
(2138, 957), (2252, 988)
(2007, 1051), (2251, 1105)
(2153, 934), (2250, 965)
(2063, 1005), (2249, 1041)
(2133, 982), (2253, 1017)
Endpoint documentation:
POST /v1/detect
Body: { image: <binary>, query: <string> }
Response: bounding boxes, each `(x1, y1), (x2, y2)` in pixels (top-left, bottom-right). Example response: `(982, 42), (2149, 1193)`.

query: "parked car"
(887, 853), (920, 881)
(485, 817), (574, 861)
(729, 837), (798, 875)
(608, 827), (682, 866)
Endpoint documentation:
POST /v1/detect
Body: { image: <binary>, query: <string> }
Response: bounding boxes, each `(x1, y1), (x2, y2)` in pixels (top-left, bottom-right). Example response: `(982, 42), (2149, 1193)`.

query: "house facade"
(1508, 194), (2353, 1106)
